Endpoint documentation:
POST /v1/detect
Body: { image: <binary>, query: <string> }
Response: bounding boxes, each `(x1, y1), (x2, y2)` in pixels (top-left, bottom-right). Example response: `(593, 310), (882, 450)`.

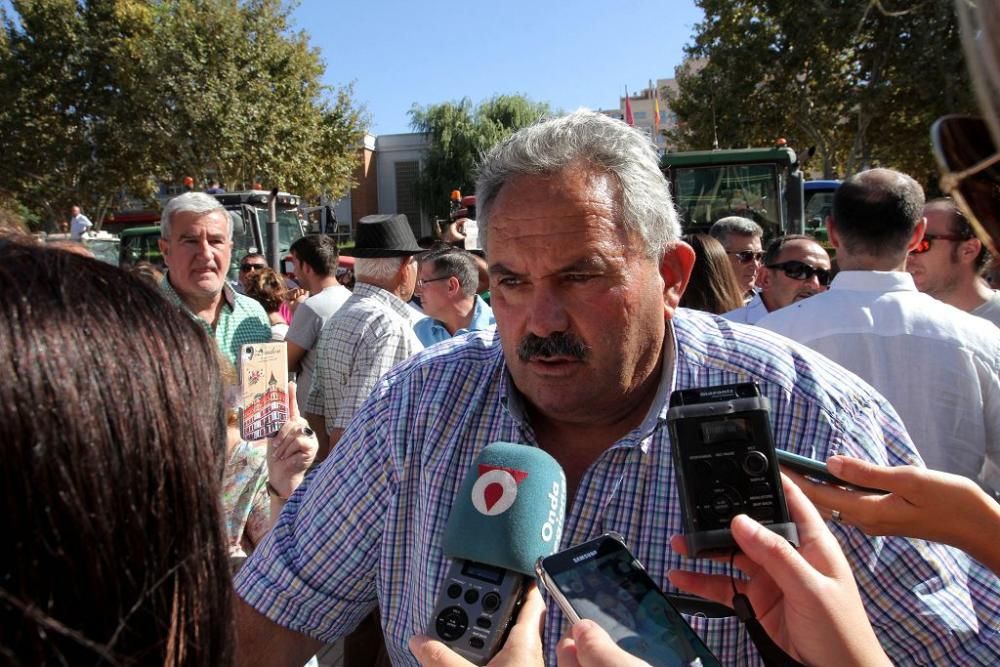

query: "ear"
(661, 240), (695, 317)
(756, 264), (773, 291)
(157, 238), (170, 262)
(825, 215), (840, 249)
(960, 237), (982, 265)
(905, 217), (928, 254)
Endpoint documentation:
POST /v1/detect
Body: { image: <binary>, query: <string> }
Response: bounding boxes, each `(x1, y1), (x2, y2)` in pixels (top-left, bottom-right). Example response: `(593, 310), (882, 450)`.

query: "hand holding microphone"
(414, 442), (567, 665)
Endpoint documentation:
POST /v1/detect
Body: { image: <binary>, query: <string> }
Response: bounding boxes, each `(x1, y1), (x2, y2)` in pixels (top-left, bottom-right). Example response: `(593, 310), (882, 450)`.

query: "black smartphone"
(536, 533), (722, 667)
(776, 450), (885, 494)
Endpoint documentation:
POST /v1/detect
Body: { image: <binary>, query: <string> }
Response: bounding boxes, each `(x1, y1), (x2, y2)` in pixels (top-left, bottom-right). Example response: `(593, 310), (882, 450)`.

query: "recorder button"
(464, 589), (480, 605)
(711, 494), (734, 517)
(750, 482), (772, 497)
(742, 451), (770, 476)
(469, 637), (485, 650)
(481, 592), (502, 613)
(447, 584), (463, 599)
(435, 606), (469, 641)
(693, 460), (714, 478)
(476, 616), (492, 629)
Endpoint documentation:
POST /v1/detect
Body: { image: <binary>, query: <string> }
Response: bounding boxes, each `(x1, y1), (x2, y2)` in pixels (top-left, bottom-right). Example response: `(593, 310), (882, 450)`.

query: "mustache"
(517, 332), (588, 363)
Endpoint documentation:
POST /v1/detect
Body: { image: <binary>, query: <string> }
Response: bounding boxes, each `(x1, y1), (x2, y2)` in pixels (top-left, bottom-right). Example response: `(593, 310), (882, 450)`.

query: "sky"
(291, 0), (704, 136)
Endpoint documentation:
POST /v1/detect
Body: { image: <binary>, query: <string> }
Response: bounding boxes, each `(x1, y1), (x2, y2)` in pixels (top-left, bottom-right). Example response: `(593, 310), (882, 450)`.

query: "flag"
(653, 93), (661, 136)
(624, 87), (634, 126)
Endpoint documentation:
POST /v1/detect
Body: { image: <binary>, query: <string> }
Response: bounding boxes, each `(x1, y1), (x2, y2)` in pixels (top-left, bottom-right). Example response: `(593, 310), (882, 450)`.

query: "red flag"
(624, 87), (634, 126)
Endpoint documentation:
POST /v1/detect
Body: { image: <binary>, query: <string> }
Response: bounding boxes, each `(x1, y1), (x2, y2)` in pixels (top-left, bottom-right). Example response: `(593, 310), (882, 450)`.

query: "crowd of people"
(5, 4), (1000, 665)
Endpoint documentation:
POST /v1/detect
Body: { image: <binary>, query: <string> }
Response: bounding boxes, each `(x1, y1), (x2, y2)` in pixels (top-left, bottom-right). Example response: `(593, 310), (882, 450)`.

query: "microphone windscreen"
(442, 442), (567, 575)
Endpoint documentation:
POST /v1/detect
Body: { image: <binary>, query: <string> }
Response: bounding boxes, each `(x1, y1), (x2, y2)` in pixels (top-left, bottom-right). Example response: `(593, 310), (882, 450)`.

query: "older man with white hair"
(157, 191), (270, 363)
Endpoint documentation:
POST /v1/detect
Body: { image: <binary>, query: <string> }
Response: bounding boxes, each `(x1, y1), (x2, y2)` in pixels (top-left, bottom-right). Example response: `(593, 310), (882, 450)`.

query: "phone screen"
(543, 537), (721, 667)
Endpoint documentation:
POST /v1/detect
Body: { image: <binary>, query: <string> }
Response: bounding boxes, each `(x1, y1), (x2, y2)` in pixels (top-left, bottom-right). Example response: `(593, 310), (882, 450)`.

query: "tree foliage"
(0, 0), (367, 229)
(668, 0), (975, 182)
(409, 94), (550, 220)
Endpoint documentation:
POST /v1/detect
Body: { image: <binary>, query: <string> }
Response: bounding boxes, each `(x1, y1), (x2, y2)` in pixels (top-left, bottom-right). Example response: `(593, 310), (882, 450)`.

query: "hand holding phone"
(776, 449), (885, 494)
(239, 342), (288, 441)
(668, 475), (892, 667)
(537, 533), (722, 667)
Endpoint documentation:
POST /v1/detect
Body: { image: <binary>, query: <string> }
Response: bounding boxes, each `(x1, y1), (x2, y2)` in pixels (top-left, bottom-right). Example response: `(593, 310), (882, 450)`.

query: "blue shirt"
(413, 295), (495, 346)
(235, 309), (1000, 665)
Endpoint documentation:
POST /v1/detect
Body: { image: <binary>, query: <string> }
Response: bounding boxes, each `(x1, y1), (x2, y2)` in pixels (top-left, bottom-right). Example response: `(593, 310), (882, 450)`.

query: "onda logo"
(471, 464), (528, 516)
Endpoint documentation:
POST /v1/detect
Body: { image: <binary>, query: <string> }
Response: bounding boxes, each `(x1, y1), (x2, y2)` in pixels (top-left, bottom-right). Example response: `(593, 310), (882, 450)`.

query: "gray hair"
(160, 192), (232, 239)
(709, 217), (764, 242)
(354, 256), (411, 283)
(476, 109), (679, 260)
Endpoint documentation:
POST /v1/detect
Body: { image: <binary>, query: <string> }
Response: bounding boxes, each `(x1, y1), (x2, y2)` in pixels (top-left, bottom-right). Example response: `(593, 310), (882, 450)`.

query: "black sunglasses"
(930, 115), (1000, 257)
(766, 260), (831, 286)
(240, 263), (266, 273)
(728, 250), (765, 264)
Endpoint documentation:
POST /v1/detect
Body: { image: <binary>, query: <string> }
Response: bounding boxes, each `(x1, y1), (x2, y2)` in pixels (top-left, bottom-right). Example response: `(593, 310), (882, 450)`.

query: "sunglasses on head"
(728, 250), (765, 264)
(240, 263), (266, 273)
(766, 260), (831, 286)
(910, 233), (972, 255)
(931, 115), (1000, 257)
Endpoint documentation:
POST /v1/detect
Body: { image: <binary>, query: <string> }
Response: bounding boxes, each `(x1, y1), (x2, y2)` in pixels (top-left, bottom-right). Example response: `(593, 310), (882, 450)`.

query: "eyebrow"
(489, 257), (610, 277)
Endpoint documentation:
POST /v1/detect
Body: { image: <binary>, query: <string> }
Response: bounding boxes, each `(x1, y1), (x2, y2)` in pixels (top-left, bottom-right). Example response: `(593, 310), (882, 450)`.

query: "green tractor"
(661, 144), (805, 241)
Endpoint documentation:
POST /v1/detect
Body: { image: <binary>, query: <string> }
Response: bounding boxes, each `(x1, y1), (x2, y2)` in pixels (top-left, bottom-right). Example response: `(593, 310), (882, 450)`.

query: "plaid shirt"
(236, 309), (1000, 665)
(306, 282), (423, 432)
(160, 273), (271, 364)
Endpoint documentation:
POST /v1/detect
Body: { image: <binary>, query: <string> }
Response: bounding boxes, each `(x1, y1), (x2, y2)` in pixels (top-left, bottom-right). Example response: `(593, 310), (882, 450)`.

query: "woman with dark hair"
(243, 266), (290, 341)
(679, 233), (746, 314)
(0, 241), (232, 665)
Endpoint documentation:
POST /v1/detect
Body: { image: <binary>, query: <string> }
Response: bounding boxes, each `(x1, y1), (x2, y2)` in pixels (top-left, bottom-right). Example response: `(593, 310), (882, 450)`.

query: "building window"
(394, 160), (422, 236)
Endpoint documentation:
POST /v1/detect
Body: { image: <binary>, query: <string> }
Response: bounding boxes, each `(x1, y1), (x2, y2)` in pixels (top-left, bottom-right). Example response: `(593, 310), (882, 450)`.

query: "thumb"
(408, 635), (475, 667)
(827, 456), (904, 493)
(729, 514), (817, 594)
(570, 620), (652, 667)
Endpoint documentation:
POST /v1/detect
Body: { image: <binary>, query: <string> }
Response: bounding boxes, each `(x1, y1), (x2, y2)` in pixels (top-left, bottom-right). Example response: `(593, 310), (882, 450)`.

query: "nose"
(525, 283), (570, 338)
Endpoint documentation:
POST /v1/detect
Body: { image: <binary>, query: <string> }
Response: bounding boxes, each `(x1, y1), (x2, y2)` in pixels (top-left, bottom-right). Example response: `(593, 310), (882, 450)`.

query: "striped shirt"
(160, 273), (271, 365)
(305, 282), (423, 432)
(236, 309), (1000, 665)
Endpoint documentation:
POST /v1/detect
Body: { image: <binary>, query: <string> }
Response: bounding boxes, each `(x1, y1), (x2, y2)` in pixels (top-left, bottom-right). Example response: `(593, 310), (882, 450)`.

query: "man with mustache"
(232, 111), (998, 666)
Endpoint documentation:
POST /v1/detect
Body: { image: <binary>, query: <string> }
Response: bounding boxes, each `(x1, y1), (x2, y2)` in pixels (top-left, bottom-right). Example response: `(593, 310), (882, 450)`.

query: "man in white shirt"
(906, 197), (1000, 326)
(69, 206), (93, 240)
(285, 235), (351, 423)
(759, 169), (1000, 495)
(723, 234), (831, 324)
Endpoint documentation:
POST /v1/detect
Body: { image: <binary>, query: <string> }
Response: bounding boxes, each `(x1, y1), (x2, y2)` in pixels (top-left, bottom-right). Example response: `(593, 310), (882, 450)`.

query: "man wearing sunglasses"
(238, 252), (268, 291)
(723, 234), (831, 324)
(760, 168), (1000, 496)
(708, 216), (764, 299)
(906, 198), (1000, 327)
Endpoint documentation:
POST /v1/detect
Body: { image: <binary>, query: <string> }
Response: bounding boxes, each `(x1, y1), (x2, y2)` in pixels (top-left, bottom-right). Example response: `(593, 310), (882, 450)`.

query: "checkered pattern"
(236, 309), (1000, 666)
(306, 282), (423, 432)
(160, 273), (271, 364)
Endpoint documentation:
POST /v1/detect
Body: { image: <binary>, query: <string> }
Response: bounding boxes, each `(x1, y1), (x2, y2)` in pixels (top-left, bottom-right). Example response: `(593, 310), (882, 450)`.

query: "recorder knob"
(742, 451), (769, 476)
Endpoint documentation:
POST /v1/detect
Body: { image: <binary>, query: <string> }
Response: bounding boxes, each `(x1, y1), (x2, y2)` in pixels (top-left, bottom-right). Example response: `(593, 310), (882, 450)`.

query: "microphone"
(426, 442), (567, 665)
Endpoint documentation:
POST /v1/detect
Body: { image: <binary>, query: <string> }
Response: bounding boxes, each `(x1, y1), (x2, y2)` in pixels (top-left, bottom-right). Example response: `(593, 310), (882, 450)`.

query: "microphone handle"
(426, 558), (528, 665)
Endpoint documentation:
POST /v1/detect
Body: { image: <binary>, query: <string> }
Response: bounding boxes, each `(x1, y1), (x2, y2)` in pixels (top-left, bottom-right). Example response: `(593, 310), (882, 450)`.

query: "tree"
(667, 0), (975, 182)
(0, 0), (367, 229)
(409, 94), (549, 220)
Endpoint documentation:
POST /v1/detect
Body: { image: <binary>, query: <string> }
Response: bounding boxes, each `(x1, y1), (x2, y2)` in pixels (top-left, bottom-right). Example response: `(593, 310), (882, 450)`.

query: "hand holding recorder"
(669, 475), (891, 667)
(788, 456), (1000, 575)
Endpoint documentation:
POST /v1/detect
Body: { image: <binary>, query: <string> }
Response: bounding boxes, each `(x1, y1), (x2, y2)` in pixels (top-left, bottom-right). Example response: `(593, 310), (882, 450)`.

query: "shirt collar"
(829, 270), (917, 293)
(160, 271), (236, 313)
(352, 281), (414, 321)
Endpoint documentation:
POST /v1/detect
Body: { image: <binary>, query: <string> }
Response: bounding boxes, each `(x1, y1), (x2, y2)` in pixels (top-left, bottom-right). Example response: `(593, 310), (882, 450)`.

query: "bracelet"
(266, 480), (288, 501)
